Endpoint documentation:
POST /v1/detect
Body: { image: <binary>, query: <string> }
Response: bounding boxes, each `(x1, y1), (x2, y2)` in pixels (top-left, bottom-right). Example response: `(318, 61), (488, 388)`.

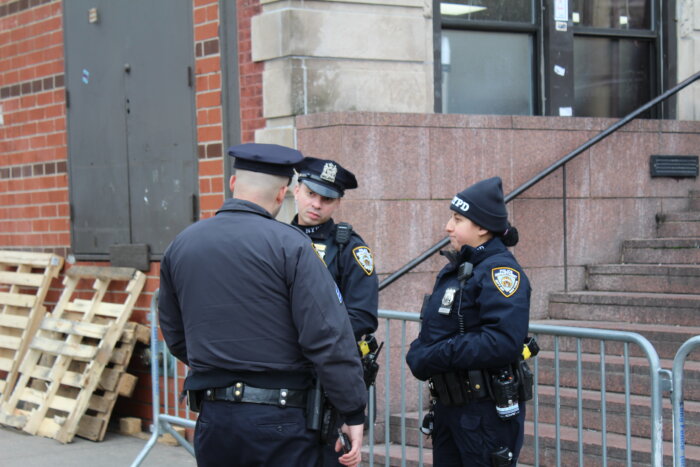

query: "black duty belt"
(429, 369), (490, 406)
(202, 382), (307, 409)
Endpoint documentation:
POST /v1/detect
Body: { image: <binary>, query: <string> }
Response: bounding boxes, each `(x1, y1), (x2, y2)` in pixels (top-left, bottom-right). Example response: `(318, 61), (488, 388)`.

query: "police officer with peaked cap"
(292, 157), (379, 466)
(293, 157), (379, 340)
(406, 177), (531, 466)
(158, 143), (367, 467)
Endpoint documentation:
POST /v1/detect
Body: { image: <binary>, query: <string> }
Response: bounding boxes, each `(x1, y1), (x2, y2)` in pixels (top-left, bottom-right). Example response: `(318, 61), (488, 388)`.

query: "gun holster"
(320, 401), (341, 445)
(187, 390), (202, 413)
(515, 360), (534, 402)
(306, 382), (323, 431)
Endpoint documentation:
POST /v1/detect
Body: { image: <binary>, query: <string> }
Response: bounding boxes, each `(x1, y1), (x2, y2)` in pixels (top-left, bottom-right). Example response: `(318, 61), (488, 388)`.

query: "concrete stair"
(526, 190), (700, 466)
(621, 238), (700, 264)
(657, 212), (700, 237)
(365, 411), (700, 466)
(532, 319), (700, 359)
(586, 264), (700, 294)
(371, 191), (700, 466)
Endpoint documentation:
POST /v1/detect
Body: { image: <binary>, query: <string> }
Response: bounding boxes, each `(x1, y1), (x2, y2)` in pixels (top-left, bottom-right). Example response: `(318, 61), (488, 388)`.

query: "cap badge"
(491, 267), (520, 298)
(320, 162), (338, 183)
(451, 196), (469, 212)
(352, 246), (374, 276)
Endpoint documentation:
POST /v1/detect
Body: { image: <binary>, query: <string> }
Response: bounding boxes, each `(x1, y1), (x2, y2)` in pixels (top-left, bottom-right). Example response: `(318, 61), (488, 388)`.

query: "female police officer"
(406, 177), (531, 466)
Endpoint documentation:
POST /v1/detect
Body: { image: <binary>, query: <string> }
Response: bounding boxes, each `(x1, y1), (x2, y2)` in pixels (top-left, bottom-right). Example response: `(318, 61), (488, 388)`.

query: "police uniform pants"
(194, 399), (321, 467)
(432, 399), (525, 466)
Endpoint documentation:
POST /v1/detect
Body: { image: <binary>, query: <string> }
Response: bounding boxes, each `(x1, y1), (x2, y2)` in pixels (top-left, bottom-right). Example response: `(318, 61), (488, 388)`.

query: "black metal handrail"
(379, 70), (700, 291)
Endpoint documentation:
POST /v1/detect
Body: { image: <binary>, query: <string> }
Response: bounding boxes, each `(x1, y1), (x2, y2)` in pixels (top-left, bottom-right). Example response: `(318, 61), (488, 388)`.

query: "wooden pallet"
(0, 265), (146, 443)
(0, 250), (64, 397)
(76, 320), (149, 441)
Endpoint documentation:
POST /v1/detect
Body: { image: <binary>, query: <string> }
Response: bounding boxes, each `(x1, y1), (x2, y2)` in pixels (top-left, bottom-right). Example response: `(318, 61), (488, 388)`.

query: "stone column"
(677, 0), (700, 120)
(251, 0), (436, 144)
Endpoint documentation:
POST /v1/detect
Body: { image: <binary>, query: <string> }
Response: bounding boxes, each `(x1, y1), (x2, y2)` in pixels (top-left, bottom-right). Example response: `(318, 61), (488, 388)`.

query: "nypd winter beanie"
(450, 176), (508, 233)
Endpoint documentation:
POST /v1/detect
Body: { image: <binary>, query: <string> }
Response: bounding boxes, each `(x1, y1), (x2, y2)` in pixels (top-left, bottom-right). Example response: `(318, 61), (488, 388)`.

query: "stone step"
(587, 263), (700, 294)
(362, 442), (432, 467)
(519, 420), (700, 467)
(367, 417), (700, 467)
(621, 238), (700, 264)
(530, 319), (700, 361)
(657, 212), (700, 237)
(389, 411), (433, 449)
(548, 290), (700, 326)
(533, 351), (700, 400)
(531, 385), (700, 445)
(689, 191), (700, 211)
(391, 385), (700, 448)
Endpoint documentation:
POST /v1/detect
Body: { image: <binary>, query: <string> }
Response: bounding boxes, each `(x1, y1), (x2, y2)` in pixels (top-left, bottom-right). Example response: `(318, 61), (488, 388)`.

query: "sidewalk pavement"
(0, 425), (197, 467)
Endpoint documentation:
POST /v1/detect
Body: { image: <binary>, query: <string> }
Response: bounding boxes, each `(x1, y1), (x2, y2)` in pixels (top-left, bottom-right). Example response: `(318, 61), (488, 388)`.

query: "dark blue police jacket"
(292, 217), (379, 339)
(159, 198), (367, 422)
(406, 237), (531, 381)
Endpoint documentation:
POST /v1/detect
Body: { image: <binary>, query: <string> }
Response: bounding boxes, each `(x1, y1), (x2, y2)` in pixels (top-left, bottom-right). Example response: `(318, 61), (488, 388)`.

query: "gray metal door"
(64, 0), (197, 258)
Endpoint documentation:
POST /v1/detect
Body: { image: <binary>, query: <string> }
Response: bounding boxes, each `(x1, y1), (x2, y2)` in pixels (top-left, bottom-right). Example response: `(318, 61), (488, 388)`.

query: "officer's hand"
(336, 423), (363, 467)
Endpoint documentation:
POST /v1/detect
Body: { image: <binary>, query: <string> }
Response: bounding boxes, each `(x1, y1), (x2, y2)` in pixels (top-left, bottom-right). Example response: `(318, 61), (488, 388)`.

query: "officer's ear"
(229, 175), (236, 192)
(275, 184), (288, 206)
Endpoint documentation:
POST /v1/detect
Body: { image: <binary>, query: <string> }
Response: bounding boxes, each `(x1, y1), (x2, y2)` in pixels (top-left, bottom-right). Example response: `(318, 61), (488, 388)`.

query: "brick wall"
(237, 0), (264, 143)
(0, 0), (67, 255)
(0, 0), (265, 425)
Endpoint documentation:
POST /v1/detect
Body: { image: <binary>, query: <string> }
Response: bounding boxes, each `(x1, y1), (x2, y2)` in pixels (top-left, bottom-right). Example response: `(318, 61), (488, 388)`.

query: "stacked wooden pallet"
(77, 320), (150, 441)
(0, 250), (63, 396)
(0, 256), (147, 443)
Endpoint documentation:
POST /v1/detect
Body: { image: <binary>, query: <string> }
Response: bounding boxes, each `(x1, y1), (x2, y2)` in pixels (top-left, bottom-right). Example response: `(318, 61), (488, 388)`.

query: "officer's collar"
(291, 216), (334, 238)
(449, 237), (505, 266)
(216, 198), (273, 218)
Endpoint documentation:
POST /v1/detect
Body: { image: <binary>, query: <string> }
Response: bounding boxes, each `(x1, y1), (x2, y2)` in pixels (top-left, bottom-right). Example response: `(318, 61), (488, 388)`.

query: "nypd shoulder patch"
(352, 246), (374, 276)
(491, 267), (520, 298)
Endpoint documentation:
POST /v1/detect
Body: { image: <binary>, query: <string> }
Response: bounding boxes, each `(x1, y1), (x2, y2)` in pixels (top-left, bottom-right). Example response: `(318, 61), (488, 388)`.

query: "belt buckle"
(226, 381), (245, 402)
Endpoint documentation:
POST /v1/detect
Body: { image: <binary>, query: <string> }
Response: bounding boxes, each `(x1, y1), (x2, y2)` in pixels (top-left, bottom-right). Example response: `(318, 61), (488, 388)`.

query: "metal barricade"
(131, 291), (196, 467)
(528, 323), (666, 467)
(672, 336), (700, 467)
(371, 311), (668, 467)
(130, 300), (673, 467)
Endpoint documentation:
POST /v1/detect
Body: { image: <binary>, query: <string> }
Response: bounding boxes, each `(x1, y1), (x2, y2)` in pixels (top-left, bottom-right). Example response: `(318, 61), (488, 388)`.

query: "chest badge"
(438, 287), (458, 315)
(312, 242), (327, 260)
(492, 267), (520, 298)
(352, 246), (374, 275)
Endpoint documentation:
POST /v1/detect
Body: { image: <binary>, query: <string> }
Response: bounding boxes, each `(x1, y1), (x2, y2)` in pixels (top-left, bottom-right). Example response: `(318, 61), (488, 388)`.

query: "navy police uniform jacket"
(406, 237), (531, 380)
(159, 198), (367, 422)
(292, 217), (379, 339)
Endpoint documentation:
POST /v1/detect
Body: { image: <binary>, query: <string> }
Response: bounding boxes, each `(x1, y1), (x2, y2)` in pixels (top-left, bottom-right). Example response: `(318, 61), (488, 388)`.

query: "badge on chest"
(438, 287), (458, 315)
(312, 242), (326, 260)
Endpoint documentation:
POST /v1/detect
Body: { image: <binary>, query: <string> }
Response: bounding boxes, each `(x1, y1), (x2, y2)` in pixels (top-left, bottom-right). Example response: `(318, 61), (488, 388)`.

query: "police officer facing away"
(292, 157), (379, 340)
(406, 177), (531, 466)
(158, 143), (367, 467)
(292, 157), (379, 466)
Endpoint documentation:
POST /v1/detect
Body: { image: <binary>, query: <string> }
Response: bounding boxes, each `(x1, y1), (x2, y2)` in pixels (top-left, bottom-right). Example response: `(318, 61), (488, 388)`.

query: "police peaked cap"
(228, 143), (304, 178)
(297, 157), (358, 199)
(450, 176), (509, 233)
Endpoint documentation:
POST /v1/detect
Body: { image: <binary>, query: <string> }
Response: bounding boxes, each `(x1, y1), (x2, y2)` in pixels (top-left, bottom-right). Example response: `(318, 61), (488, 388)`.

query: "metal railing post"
(672, 336), (700, 467)
(131, 291), (196, 466)
(130, 291), (164, 467)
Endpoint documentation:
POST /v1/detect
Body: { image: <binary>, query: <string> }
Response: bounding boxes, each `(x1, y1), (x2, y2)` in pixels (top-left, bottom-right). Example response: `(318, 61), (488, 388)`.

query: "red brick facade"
(0, 0), (264, 423)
